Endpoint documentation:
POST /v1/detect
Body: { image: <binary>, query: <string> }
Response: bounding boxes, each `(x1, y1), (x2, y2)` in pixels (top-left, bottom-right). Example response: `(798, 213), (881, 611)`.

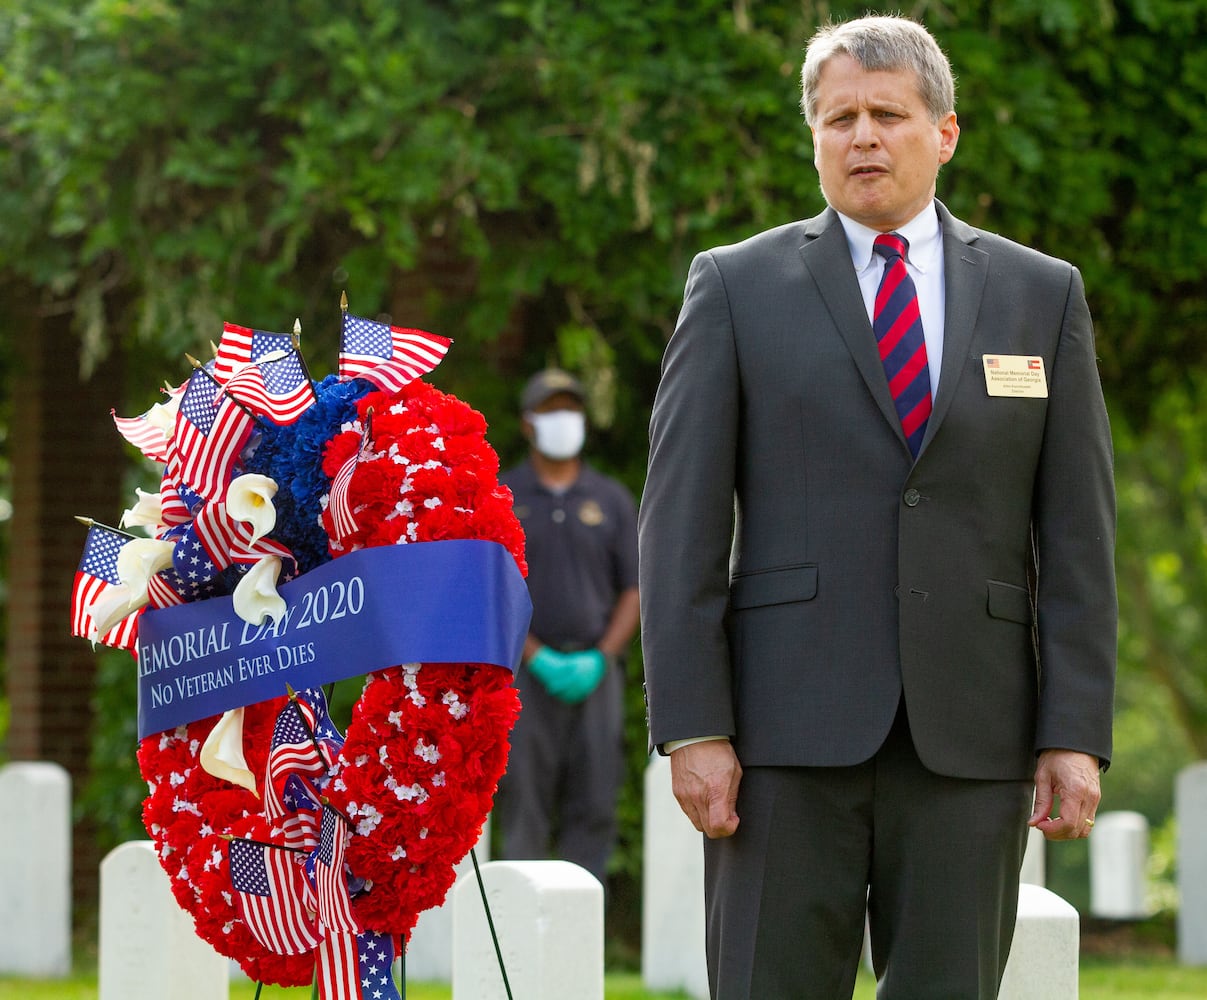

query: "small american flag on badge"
(1028, 359), (1042, 370)
(986, 357), (1000, 368)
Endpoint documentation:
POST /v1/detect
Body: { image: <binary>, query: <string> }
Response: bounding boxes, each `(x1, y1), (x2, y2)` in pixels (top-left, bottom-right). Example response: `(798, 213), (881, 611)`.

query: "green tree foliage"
(3, 0), (1207, 928)
(4, 2), (1206, 427)
(1116, 379), (1207, 761)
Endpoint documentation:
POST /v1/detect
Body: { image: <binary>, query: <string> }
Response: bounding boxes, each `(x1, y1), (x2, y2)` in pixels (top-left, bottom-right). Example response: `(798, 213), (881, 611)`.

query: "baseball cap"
(520, 368), (585, 412)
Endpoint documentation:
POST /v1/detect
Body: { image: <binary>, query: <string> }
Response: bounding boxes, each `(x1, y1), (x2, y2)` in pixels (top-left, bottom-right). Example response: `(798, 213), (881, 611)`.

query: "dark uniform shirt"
(501, 459), (639, 652)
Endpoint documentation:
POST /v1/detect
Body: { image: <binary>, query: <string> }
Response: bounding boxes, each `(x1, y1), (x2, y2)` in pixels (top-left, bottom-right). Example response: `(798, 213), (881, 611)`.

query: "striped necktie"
(873, 232), (932, 457)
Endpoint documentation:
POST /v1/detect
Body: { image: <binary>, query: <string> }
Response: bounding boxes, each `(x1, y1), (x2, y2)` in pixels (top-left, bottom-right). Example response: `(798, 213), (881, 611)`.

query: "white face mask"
(529, 410), (586, 460)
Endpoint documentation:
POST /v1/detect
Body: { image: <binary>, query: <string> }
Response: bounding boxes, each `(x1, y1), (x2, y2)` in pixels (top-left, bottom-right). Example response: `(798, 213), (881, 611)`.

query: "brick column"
(6, 315), (125, 918)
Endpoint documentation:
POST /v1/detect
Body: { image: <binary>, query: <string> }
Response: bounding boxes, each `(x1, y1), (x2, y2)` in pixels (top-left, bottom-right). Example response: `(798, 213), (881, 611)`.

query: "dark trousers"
(497, 660), (624, 886)
(704, 701), (1033, 1000)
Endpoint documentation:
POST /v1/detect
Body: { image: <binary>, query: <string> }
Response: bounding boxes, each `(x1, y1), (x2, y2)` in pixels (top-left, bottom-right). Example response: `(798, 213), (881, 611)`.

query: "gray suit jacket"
(639, 202), (1116, 781)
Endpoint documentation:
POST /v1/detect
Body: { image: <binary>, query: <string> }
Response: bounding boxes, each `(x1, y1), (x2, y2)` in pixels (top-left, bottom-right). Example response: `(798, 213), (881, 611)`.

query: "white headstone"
(0, 762), (72, 977)
(451, 860), (603, 1000)
(1019, 826), (1046, 886)
(1177, 762), (1207, 965)
(1089, 810), (1150, 920)
(641, 753), (709, 999)
(99, 841), (229, 1000)
(998, 884), (1079, 999)
(404, 818), (491, 983)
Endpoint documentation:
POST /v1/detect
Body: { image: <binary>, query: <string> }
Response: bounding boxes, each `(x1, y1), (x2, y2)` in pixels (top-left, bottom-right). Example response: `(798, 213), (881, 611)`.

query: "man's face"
(810, 54), (959, 232)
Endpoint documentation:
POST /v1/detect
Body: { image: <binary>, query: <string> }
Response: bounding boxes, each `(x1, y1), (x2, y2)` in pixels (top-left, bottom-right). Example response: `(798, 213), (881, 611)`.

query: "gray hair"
(800, 15), (956, 126)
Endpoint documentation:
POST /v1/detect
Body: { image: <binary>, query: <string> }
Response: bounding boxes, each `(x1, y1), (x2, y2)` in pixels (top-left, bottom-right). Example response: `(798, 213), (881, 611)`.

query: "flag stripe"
(328, 451), (361, 537)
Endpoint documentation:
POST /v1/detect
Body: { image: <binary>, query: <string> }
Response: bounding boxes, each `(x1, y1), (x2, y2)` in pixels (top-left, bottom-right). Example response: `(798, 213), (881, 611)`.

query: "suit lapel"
(922, 202), (988, 450)
(797, 211), (905, 442)
(798, 204), (991, 458)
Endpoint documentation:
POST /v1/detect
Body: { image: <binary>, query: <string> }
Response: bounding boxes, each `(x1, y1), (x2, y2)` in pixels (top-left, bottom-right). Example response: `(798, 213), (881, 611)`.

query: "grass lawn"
(5, 960), (1207, 998)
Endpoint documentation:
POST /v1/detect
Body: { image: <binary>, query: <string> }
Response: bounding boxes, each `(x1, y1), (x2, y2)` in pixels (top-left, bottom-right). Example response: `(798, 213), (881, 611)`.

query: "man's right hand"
(670, 739), (742, 838)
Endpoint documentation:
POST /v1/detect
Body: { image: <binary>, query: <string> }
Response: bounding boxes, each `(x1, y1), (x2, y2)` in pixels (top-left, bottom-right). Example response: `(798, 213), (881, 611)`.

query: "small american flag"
(315, 805), (362, 935)
(211, 322), (260, 380)
(327, 416), (373, 538)
(70, 525), (140, 651)
(220, 325), (315, 425)
(270, 773), (321, 851)
(228, 838), (321, 956)
(111, 409), (170, 464)
(264, 691), (343, 849)
(316, 928), (401, 1000)
(338, 312), (451, 394)
(172, 369), (254, 503)
(111, 382), (185, 464)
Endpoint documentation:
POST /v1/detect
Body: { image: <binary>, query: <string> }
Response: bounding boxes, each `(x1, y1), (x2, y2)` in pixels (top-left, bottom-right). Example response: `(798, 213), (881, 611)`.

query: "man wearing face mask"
(496, 368), (641, 886)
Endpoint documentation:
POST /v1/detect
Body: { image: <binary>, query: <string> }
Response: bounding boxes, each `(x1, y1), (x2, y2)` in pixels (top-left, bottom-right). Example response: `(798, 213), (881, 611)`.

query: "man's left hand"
(1029, 749), (1101, 840)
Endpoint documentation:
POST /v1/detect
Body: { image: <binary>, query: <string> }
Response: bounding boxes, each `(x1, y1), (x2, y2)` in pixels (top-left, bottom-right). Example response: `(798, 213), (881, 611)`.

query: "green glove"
(556, 649), (608, 704)
(526, 647), (607, 704)
(525, 646), (575, 700)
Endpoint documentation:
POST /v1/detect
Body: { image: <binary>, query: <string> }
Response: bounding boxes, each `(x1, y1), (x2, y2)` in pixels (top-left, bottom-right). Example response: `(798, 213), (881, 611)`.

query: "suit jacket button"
(903, 488), (921, 507)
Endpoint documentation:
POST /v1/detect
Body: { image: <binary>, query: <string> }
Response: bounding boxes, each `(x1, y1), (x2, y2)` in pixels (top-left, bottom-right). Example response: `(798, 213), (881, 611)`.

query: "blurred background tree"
(2, 0), (1205, 954)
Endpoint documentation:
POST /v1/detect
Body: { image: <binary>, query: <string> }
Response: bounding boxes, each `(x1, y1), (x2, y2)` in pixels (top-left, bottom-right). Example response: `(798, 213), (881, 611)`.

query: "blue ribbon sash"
(136, 539), (531, 738)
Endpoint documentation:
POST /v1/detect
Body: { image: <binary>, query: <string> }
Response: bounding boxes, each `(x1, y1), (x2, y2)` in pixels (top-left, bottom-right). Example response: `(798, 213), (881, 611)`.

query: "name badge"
(982, 355), (1048, 398)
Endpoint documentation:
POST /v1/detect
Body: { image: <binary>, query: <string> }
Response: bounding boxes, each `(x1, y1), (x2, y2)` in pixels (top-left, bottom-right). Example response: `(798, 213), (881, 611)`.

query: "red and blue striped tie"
(873, 232), (932, 457)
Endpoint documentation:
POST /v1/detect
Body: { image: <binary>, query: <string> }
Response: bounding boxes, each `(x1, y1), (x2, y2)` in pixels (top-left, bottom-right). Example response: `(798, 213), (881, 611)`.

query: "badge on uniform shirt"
(982, 355), (1048, 398)
(577, 500), (605, 526)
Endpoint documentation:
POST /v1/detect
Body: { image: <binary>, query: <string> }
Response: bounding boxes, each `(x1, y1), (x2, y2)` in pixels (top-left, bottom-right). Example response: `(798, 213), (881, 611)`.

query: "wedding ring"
(1085, 818), (1095, 828)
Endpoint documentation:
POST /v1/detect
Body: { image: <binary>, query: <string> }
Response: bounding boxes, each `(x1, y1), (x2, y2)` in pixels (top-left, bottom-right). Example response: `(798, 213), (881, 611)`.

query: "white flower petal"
(117, 537), (175, 583)
(87, 584), (145, 639)
(226, 474), (279, 543)
(120, 488), (165, 532)
(199, 707), (259, 795)
(145, 399), (179, 439)
(112, 537), (176, 609)
(232, 556), (286, 626)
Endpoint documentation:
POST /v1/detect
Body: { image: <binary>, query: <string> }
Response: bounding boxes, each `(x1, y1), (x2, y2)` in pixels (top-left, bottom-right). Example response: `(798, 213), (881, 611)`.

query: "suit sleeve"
(1032, 265), (1118, 765)
(639, 250), (742, 747)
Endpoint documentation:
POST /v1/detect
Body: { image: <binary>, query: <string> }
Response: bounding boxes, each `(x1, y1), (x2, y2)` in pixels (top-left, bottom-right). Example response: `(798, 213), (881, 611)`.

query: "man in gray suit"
(639, 14), (1116, 999)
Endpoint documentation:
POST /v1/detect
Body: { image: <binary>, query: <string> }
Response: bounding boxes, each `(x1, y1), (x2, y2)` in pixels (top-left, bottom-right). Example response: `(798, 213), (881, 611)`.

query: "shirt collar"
(837, 202), (942, 276)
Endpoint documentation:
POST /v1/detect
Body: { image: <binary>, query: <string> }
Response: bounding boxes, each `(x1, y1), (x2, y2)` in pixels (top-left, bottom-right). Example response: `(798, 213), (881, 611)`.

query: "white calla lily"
(87, 537), (175, 641)
(233, 556), (286, 627)
(199, 707), (258, 795)
(227, 474), (279, 543)
(87, 584), (141, 640)
(116, 537), (176, 602)
(86, 537), (175, 640)
(145, 398), (179, 440)
(120, 488), (165, 532)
